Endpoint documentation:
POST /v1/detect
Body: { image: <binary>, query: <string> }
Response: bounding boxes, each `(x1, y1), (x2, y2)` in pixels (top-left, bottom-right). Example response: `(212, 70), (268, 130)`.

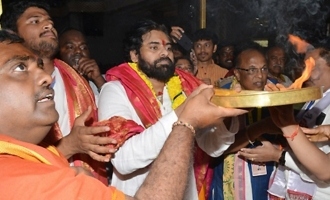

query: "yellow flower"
(129, 62), (185, 109)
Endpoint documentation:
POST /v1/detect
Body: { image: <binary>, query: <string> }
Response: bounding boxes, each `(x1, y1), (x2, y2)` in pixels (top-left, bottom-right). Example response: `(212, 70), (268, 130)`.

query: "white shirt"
(283, 90), (330, 199)
(52, 67), (70, 136)
(98, 80), (239, 199)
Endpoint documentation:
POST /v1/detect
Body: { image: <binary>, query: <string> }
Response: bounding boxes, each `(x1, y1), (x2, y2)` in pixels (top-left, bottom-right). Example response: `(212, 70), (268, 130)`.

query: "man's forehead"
(142, 30), (171, 44)
(20, 7), (50, 19)
(195, 39), (212, 44)
(270, 48), (284, 55)
(0, 42), (34, 61)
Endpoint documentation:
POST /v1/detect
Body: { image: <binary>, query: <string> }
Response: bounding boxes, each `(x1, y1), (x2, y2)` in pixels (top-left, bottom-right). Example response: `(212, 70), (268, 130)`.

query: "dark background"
(2, 0), (330, 73)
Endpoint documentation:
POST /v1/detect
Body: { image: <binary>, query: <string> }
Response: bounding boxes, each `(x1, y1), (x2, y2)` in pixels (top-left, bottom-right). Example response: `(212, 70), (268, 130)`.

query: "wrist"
(56, 137), (76, 159)
(172, 120), (196, 136)
(93, 75), (106, 89)
(281, 124), (299, 141)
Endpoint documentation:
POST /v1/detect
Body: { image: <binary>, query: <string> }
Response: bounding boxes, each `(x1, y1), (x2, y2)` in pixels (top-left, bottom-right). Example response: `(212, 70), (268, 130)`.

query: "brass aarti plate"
(212, 86), (322, 108)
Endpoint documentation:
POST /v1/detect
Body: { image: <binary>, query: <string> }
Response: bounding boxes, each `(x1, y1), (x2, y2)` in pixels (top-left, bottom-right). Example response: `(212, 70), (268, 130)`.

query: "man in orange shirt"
(192, 29), (228, 86)
(0, 0), (112, 184)
(170, 27), (228, 86)
(0, 30), (246, 199)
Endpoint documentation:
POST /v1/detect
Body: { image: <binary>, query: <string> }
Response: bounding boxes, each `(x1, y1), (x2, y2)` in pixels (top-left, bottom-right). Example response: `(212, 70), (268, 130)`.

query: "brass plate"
(212, 86), (323, 108)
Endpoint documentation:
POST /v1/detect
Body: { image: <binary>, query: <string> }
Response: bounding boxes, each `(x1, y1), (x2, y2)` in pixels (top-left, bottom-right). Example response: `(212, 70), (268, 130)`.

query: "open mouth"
(37, 93), (54, 103)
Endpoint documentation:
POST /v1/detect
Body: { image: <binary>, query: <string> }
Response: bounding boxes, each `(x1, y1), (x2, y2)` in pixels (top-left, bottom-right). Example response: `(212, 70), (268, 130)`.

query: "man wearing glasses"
(234, 48), (269, 90)
(210, 44), (281, 200)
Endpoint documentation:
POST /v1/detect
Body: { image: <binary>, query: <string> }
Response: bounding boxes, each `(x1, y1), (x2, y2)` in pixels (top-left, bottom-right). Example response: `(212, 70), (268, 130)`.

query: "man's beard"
(26, 40), (58, 58)
(138, 56), (175, 83)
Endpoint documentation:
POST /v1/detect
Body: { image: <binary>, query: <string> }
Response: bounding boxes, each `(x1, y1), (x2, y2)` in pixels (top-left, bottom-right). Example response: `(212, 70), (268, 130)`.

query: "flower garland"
(128, 62), (185, 109)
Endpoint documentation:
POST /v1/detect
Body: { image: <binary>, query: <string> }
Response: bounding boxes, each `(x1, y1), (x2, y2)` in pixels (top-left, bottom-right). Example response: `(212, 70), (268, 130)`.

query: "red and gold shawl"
(106, 62), (212, 199)
(44, 59), (107, 184)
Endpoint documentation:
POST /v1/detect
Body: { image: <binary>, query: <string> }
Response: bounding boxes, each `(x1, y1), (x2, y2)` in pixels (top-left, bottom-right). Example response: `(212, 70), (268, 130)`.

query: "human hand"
(77, 57), (105, 89)
(190, 49), (198, 70)
(302, 125), (330, 142)
(60, 107), (118, 162)
(178, 84), (248, 129)
(71, 166), (94, 177)
(170, 26), (184, 42)
(265, 83), (296, 128)
(238, 140), (282, 163)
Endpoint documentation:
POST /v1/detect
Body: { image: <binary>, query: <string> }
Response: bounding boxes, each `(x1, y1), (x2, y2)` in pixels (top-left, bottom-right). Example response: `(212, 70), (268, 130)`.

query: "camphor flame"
(288, 34), (315, 89)
(289, 57), (315, 89)
(288, 35), (311, 54)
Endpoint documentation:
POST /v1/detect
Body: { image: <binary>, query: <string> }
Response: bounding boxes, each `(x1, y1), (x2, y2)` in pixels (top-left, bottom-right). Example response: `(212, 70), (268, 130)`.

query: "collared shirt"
(98, 80), (239, 199)
(196, 60), (228, 86)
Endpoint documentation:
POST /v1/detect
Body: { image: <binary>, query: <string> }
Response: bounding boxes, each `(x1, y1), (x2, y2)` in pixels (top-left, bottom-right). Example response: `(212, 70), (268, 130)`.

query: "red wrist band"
(284, 125), (299, 141)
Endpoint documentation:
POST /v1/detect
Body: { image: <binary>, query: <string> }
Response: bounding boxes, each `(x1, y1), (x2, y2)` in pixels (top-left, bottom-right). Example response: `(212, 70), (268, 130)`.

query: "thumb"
(300, 127), (318, 135)
(219, 107), (248, 118)
(74, 106), (92, 126)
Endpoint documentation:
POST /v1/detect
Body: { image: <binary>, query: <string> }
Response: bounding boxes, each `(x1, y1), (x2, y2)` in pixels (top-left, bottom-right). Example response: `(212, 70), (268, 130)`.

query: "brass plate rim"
(211, 86), (323, 108)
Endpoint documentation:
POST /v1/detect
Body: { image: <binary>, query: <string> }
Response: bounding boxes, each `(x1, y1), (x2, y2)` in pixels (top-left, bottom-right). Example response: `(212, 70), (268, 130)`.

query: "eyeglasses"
(236, 67), (268, 75)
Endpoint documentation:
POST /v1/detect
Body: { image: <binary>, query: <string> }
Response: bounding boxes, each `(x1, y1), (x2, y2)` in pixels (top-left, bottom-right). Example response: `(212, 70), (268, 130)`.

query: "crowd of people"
(1, 1), (330, 200)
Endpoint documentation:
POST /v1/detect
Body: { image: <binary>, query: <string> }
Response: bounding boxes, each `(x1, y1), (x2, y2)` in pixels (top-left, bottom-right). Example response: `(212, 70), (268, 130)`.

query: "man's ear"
(130, 50), (138, 62)
(234, 69), (240, 81)
(213, 44), (217, 53)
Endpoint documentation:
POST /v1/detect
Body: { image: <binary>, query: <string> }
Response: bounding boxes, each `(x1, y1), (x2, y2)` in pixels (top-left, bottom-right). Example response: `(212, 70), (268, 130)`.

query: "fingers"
(171, 26), (184, 33)
(78, 59), (100, 76)
(301, 127), (319, 135)
(190, 84), (213, 97)
(196, 85), (214, 99)
(264, 82), (279, 91)
(238, 148), (258, 161)
(81, 134), (118, 162)
(275, 83), (288, 91)
(232, 82), (242, 93)
(170, 26), (184, 41)
(88, 150), (113, 162)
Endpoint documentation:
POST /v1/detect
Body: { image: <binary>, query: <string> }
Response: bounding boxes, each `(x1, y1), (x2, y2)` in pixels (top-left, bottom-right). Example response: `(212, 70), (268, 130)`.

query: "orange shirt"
(196, 61), (228, 86)
(0, 135), (125, 200)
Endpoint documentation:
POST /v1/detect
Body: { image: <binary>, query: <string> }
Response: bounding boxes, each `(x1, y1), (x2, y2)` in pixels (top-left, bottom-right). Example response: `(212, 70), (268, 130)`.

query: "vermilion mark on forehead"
(162, 39), (166, 46)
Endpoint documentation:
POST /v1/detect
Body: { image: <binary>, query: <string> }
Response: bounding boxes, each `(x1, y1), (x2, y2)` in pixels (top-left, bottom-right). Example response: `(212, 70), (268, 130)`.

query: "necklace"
(128, 62), (185, 109)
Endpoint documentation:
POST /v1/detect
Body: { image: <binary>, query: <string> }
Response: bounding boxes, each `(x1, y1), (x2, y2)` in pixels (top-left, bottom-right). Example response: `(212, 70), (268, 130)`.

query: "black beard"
(27, 40), (58, 58)
(138, 56), (175, 83)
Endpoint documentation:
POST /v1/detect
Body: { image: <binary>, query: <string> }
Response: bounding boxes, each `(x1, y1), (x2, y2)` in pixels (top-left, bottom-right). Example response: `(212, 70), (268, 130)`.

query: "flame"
(289, 57), (315, 89)
(287, 34), (315, 89)
(288, 35), (310, 54)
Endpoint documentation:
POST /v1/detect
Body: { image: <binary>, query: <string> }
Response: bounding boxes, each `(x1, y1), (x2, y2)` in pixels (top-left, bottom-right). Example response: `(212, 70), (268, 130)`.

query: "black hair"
(58, 27), (84, 39)
(0, 0), (50, 33)
(0, 30), (24, 43)
(174, 55), (194, 66)
(123, 19), (170, 62)
(191, 28), (218, 44)
(318, 47), (330, 68)
(265, 45), (286, 59)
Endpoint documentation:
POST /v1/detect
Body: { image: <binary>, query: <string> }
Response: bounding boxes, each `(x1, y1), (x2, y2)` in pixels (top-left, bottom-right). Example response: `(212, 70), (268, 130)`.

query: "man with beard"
(266, 46), (292, 87)
(98, 19), (241, 200)
(0, 30), (247, 199)
(0, 1), (114, 184)
(192, 29), (228, 86)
